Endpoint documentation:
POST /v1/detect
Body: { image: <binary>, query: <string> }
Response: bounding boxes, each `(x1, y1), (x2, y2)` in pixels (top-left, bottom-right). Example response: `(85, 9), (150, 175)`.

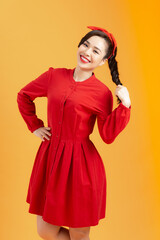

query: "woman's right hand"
(33, 127), (52, 141)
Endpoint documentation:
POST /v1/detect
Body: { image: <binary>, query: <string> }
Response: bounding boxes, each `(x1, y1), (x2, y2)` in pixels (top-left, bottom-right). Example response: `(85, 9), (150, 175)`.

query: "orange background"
(1, 0), (160, 239)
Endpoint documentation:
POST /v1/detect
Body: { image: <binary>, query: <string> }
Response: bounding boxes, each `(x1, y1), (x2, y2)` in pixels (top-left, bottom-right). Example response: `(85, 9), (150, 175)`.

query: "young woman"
(17, 26), (131, 240)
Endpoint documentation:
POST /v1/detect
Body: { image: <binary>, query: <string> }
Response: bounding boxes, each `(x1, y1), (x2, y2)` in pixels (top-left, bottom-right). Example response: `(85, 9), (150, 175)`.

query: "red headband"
(87, 26), (117, 59)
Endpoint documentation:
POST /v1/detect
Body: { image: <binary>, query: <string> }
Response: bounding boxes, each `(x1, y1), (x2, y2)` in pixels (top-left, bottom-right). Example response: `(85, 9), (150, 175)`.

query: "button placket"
(55, 96), (66, 142)
(50, 94), (68, 175)
(50, 86), (76, 176)
(70, 83), (77, 90)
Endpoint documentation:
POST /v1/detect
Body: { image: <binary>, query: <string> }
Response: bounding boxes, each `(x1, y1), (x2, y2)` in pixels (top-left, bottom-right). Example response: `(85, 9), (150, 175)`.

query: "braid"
(107, 47), (122, 104)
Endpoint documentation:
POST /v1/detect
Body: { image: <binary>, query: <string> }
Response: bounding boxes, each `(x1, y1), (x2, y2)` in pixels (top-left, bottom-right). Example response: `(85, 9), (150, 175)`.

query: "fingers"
(115, 85), (131, 104)
(43, 127), (52, 136)
(115, 85), (127, 101)
(41, 135), (45, 142)
(40, 127), (52, 141)
(33, 127), (52, 141)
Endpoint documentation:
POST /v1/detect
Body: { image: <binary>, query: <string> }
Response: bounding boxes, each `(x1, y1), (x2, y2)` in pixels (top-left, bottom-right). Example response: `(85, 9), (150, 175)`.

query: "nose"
(84, 47), (92, 56)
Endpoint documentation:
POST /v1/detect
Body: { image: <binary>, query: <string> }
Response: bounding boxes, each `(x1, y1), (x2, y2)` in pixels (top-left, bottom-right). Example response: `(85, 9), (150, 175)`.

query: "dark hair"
(78, 30), (122, 104)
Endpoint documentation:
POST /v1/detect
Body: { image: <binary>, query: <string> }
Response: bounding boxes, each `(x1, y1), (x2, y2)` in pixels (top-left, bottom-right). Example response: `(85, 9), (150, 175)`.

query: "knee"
(69, 227), (90, 240)
(37, 223), (48, 239)
(37, 215), (60, 240)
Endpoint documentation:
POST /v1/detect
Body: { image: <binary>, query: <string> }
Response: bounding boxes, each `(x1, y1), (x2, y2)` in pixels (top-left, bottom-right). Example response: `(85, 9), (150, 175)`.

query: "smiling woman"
(76, 36), (108, 73)
(17, 25), (131, 240)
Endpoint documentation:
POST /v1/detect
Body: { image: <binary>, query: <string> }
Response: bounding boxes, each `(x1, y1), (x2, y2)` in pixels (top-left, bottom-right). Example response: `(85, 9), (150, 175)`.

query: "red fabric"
(17, 67), (131, 227)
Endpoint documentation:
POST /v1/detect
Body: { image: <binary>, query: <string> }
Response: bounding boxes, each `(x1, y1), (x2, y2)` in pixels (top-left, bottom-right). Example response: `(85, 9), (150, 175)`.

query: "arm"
(97, 89), (131, 144)
(17, 67), (53, 133)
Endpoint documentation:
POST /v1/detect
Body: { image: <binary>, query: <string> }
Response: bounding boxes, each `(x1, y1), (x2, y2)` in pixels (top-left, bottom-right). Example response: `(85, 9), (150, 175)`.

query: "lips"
(80, 55), (90, 63)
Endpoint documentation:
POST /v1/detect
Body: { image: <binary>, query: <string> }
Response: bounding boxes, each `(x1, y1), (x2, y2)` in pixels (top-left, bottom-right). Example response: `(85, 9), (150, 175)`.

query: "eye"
(83, 43), (88, 47)
(94, 50), (99, 54)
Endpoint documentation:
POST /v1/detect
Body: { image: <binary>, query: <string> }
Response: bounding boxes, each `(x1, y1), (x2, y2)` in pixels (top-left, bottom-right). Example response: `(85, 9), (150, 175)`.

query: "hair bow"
(87, 26), (117, 59)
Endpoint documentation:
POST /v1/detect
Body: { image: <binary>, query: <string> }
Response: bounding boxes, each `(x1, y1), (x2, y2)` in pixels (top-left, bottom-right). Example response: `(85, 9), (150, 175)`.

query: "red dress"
(17, 67), (131, 227)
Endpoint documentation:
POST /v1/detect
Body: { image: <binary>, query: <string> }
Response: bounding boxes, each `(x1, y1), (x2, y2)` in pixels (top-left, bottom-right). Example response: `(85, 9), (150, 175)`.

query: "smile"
(80, 55), (90, 63)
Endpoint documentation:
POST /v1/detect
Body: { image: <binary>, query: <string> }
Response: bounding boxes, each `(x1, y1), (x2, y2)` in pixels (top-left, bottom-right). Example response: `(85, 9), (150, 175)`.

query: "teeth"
(81, 56), (89, 62)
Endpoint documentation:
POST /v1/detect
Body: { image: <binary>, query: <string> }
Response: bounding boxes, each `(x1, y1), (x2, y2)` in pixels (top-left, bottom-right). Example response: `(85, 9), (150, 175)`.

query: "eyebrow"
(85, 40), (102, 52)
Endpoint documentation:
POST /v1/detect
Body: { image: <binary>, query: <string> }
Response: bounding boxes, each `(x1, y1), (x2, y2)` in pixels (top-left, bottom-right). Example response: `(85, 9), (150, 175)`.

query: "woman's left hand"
(115, 84), (131, 108)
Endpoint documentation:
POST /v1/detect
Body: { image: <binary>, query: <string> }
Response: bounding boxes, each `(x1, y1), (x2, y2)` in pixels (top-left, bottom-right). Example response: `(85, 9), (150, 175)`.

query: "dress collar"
(70, 67), (96, 84)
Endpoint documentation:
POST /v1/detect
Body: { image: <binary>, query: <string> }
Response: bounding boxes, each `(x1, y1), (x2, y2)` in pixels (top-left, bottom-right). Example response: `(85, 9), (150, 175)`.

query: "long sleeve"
(97, 89), (131, 144)
(17, 67), (52, 133)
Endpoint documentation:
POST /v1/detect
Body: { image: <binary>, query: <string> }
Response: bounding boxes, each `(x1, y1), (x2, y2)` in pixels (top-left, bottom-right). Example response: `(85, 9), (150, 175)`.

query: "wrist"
(121, 100), (131, 108)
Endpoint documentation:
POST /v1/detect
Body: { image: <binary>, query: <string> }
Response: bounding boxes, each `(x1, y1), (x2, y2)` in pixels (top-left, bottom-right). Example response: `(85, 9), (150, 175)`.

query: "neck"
(73, 65), (93, 82)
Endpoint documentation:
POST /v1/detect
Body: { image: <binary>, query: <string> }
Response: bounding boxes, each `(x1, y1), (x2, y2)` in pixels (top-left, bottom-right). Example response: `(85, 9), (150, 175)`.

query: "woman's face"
(77, 35), (108, 71)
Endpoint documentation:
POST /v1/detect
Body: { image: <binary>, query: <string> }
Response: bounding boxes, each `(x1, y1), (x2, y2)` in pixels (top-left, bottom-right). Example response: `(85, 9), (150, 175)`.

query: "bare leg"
(57, 227), (71, 240)
(69, 227), (90, 240)
(37, 215), (71, 240)
(37, 215), (90, 240)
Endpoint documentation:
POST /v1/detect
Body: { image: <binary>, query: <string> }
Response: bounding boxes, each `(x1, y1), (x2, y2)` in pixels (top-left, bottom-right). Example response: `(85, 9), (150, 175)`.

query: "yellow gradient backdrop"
(1, 0), (160, 239)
